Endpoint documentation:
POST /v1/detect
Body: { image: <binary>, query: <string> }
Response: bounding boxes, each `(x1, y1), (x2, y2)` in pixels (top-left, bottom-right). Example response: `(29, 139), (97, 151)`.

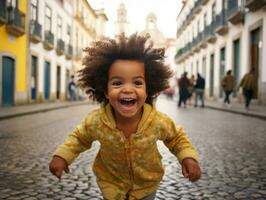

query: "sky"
(88, 0), (183, 38)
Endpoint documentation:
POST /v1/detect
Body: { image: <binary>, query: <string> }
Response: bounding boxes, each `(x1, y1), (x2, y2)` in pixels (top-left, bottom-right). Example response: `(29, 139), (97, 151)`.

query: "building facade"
(0, 0), (27, 106)
(115, 3), (129, 37)
(29, 0), (73, 102)
(175, 0), (266, 104)
(0, 0), (108, 106)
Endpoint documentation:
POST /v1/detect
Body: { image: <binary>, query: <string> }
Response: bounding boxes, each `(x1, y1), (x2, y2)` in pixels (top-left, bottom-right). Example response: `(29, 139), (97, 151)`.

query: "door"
(56, 66), (61, 100)
(44, 61), (50, 100)
(202, 56), (206, 79)
(250, 28), (260, 99)
(233, 39), (240, 97)
(210, 54), (214, 97)
(65, 69), (70, 100)
(31, 55), (38, 100)
(2, 56), (15, 106)
(219, 47), (226, 97)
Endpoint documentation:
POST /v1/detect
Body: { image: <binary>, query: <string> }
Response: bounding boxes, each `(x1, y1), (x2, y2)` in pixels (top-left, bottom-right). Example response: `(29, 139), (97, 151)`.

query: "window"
(212, 2), (216, 22)
(31, 0), (38, 20)
(203, 13), (207, 28)
(7, 0), (17, 7)
(45, 5), (52, 31)
(57, 16), (62, 39)
(197, 20), (200, 34)
(67, 25), (71, 44)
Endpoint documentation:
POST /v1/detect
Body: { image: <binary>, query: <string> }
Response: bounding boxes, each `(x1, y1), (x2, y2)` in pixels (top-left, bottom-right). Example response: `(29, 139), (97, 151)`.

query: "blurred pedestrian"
(187, 74), (195, 105)
(239, 67), (256, 109)
(68, 75), (77, 101)
(194, 73), (205, 108)
(49, 34), (201, 200)
(221, 70), (235, 106)
(177, 72), (190, 108)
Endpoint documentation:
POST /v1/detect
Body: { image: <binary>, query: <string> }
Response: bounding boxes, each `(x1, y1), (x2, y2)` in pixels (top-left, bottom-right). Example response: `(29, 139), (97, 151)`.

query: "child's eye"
(111, 80), (122, 86)
(134, 80), (144, 86)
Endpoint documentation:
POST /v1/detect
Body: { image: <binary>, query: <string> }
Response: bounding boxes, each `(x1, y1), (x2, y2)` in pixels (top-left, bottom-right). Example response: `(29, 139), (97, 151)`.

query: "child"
(49, 34), (201, 200)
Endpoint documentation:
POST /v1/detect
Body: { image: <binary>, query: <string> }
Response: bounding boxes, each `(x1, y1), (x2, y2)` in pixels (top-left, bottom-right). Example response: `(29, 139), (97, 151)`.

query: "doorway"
(250, 27), (260, 99)
(2, 56), (15, 106)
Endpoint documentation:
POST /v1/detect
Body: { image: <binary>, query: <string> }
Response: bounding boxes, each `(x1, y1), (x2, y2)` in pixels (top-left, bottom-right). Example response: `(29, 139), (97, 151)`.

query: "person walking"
(222, 70), (235, 106)
(187, 75), (195, 105)
(68, 75), (77, 101)
(239, 68), (256, 109)
(177, 72), (190, 108)
(194, 73), (205, 108)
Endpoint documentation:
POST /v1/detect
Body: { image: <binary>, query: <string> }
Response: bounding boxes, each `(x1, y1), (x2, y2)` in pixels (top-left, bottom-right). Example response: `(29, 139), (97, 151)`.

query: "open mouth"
(120, 98), (136, 106)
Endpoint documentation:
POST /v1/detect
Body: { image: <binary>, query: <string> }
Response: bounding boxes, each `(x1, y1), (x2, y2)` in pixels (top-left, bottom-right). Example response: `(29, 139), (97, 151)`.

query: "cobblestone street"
(0, 97), (266, 200)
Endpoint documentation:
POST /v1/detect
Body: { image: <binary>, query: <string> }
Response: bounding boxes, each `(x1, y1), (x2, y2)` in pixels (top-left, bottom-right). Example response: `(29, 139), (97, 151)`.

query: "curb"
(0, 101), (89, 121)
(205, 105), (266, 121)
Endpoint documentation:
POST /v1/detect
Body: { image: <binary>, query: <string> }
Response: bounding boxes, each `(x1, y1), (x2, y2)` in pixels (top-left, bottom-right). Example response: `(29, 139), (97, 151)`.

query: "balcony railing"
(30, 19), (42, 43)
(227, 0), (245, 24)
(65, 44), (73, 60)
(43, 30), (54, 50)
(193, 0), (202, 14)
(215, 9), (228, 35)
(56, 39), (65, 55)
(74, 48), (83, 60)
(202, 0), (209, 5)
(0, 0), (7, 25)
(246, 0), (266, 12)
(6, 6), (25, 37)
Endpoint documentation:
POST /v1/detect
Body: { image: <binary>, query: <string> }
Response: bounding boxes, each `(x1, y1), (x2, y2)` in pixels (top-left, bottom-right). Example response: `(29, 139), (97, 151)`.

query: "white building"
(175, 0), (266, 104)
(115, 3), (129, 37)
(29, 0), (73, 102)
(140, 13), (166, 48)
(29, 0), (107, 102)
(141, 13), (177, 88)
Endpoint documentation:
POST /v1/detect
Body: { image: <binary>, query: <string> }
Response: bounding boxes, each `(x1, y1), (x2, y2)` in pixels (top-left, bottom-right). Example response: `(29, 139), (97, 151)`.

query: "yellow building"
(0, 0), (28, 106)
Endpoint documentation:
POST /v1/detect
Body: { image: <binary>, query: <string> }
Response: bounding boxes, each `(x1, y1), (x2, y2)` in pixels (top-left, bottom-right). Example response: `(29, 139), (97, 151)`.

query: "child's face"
(106, 60), (147, 120)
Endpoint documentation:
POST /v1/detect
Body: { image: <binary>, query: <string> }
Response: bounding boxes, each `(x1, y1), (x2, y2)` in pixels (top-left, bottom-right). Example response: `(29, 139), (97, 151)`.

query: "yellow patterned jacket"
(54, 103), (199, 200)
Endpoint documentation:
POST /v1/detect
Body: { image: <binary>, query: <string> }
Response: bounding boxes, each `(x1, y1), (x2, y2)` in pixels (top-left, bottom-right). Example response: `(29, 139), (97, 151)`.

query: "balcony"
(75, 13), (84, 25)
(65, 44), (73, 60)
(74, 48), (83, 60)
(206, 22), (217, 43)
(175, 48), (184, 64)
(30, 20), (42, 43)
(56, 39), (65, 56)
(6, 6), (25, 37)
(197, 31), (207, 49)
(0, 0), (7, 25)
(246, 0), (266, 11)
(215, 9), (228, 35)
(227, 0), (245, 25)
(202, 0), (209, 5)
(43, 30), (54, 50)
(193, 0), (203, 14)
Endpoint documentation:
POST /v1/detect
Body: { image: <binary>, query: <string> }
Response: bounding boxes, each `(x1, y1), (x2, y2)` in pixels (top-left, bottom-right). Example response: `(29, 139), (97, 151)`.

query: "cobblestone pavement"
(0, 98), (266, 200)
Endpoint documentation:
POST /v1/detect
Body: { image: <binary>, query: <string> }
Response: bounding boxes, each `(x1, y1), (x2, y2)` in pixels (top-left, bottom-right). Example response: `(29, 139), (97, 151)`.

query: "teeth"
(121, 98), (134, 101)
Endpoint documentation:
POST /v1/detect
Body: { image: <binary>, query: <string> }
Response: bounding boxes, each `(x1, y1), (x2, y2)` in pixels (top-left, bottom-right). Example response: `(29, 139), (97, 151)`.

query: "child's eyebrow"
(109, 76), (145, 80)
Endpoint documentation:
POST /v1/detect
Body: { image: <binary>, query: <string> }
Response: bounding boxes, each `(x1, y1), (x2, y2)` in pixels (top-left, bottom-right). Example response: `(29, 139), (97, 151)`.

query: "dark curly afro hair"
(78, 33), (173, 104)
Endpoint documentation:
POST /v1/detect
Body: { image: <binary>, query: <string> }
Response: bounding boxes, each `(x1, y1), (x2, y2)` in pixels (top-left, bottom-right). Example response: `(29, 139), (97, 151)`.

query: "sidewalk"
(0, 100), (91, 120)
(205, 99), (266, 120)
(0, 98), (266, 121)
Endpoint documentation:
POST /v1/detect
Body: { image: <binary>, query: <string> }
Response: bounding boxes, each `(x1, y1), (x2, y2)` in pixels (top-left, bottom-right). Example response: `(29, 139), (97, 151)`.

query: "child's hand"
(181, 158), (201, 182)
(49, 156), (69, 179)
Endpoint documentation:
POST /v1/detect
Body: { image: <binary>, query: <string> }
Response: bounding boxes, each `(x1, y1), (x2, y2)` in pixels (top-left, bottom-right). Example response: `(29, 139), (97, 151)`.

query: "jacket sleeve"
(159, 114), (199, 163)
(53, 116), (95, 165)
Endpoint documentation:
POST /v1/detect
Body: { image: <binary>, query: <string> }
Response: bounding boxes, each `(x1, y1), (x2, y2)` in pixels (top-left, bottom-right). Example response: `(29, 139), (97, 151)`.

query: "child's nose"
(122, 84), (134, 93)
